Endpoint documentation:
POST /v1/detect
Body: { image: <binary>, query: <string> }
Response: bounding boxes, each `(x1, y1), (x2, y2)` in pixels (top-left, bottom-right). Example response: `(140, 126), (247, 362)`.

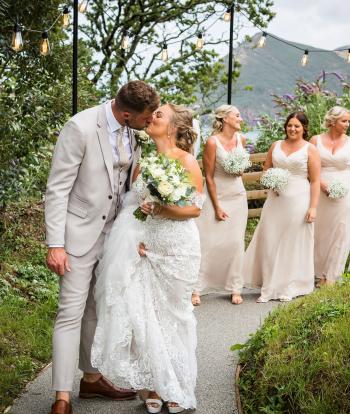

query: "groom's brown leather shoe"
(79, 376), (136, 400)
(49, 400), (72, 414)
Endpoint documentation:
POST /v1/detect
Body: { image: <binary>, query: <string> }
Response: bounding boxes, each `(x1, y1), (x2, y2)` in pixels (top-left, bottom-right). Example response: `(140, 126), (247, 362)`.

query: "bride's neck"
(154, 136), (178, 155)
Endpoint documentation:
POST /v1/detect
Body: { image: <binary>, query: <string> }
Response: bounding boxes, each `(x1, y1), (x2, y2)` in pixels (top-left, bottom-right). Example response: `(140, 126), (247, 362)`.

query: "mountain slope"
(219, 34), (350, 119)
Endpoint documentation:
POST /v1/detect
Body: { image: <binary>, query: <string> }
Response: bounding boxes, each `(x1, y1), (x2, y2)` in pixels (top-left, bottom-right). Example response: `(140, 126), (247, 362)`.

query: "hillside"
(219, 34), (350, 120)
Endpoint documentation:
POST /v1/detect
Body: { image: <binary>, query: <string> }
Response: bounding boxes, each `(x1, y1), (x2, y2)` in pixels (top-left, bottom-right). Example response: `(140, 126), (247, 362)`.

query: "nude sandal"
(145, 398), (163, 413)
(167, 402), (185, 413)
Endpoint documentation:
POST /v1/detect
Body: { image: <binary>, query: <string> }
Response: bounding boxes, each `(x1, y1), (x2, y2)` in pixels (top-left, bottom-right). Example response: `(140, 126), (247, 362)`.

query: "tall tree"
(82, 0), (275, 108)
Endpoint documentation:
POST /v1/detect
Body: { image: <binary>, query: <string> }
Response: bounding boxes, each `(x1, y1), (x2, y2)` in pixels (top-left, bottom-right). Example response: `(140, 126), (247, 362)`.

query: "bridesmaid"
(244, 112), (320, 302)
(192, 105), (248, 306)
(310, 106), (350, 285)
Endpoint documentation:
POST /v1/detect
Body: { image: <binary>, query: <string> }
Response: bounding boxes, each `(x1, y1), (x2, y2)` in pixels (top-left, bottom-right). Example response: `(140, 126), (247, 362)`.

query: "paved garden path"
(10, 290), (278, 414)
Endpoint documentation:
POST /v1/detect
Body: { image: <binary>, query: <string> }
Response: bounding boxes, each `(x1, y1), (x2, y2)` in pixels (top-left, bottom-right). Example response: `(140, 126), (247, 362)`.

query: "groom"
(45, 80), (160, 414)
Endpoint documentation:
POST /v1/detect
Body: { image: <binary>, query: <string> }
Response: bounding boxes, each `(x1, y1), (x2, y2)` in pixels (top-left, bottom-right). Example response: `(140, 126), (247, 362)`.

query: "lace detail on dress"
(91, 178), (200, 409)
(190, 192), (206, 209)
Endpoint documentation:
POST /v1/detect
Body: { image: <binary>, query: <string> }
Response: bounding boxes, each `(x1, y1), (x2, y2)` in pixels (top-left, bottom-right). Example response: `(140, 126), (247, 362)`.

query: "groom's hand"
(47, 247), (71, 276)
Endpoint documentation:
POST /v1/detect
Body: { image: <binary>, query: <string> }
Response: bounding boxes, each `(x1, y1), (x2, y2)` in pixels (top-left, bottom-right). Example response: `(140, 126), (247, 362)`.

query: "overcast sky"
(211, 0), (350, 56)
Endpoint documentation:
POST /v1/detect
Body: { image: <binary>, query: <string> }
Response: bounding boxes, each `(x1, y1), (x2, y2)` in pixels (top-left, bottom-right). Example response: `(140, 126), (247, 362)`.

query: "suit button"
(108, 195), (112, 199)
(119, 181), (122, 185)
(102, 215), (106, 220)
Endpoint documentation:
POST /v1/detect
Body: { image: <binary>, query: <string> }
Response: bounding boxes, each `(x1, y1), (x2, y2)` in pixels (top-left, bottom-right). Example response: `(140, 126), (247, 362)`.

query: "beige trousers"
(52, 232), (105, 391)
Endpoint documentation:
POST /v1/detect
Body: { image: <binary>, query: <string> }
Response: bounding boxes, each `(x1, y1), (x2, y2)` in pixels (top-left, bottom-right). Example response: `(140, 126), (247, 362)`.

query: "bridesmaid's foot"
(315, 277), (326, 288)
(167, 402), (185, 413)
(256, 296), (268, 303)
(191, 293), (201, 306)
(145, 391), (163, 414)
(231, 294), (243, 305)
(325, 279), (336, 286)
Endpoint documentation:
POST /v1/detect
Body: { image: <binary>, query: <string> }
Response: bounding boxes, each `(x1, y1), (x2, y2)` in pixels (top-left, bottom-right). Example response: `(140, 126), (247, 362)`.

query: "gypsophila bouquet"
(328, 181), (349, 199)
(221, 147), (252, 175)
(133, 153), (196, 221)
(260, 168), (291, 193)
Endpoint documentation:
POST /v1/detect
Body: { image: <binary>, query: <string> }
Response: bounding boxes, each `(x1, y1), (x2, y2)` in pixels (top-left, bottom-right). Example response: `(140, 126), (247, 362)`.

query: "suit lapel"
(97, 103), (114, 190)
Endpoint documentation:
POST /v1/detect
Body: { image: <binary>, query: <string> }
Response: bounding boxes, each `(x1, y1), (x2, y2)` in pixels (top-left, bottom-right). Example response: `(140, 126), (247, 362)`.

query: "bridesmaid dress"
(244, 140), (314, 302)
(194, 134), (248, 295)
(314, 136), (350, 281)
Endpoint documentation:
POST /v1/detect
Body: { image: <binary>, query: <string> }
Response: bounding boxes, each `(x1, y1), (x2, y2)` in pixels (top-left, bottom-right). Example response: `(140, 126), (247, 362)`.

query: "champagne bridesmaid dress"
(314, 135), (350, 281)
(244, 140), (314, 302)
(194, 134), (248, 295)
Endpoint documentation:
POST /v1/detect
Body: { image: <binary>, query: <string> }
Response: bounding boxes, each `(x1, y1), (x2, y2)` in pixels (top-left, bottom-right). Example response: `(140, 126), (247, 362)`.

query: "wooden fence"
(243, 152), (267, 218)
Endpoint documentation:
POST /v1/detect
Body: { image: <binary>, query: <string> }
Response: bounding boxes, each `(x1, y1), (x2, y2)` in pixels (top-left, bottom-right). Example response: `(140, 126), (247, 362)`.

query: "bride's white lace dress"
(91, 176), (203, 409)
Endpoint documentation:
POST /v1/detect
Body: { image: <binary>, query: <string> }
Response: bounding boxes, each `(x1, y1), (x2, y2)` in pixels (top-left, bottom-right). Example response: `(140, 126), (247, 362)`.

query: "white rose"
(170, 174), (181, 185)
(158, 181), (174, 197)
(150, 166), (165, 178)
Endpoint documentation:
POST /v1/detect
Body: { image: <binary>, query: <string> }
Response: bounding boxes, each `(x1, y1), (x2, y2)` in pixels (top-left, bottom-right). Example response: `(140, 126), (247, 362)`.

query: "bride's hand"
(141, 201), (154, 216)
(138, 242), (147, 257)
(141, 202), (161, 217)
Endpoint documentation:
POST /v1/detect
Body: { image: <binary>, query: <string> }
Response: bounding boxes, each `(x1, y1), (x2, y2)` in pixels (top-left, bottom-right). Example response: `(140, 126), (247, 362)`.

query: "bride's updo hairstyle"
(212, 104), (239, 134)
(168, 103), (197, 153)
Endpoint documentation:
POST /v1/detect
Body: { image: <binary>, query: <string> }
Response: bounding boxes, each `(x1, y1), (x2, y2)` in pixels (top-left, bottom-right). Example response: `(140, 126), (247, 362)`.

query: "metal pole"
(72, 0), (78, 115)
(227, 1), (235, 104)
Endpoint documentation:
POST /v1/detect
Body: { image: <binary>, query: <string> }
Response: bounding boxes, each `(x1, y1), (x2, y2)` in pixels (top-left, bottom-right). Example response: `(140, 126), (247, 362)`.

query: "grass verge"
(0, 199), (58, 412)
(235, 280), (350, 414)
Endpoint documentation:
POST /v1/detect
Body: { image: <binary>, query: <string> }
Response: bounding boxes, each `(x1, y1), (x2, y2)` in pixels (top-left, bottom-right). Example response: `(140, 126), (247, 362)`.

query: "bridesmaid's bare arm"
(306, 144), (321, 223)
(263, 141), (278, 171)
(310, 135), (328, 194)
(203, 137), (228, 221)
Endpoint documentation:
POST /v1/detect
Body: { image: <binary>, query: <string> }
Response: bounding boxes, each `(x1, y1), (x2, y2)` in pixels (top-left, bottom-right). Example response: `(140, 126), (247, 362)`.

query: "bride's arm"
(141, 154), (203, 220)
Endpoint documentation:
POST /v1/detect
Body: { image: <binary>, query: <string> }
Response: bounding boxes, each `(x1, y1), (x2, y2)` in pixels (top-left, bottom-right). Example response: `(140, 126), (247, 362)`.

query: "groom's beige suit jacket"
(45, 102), (140, 257)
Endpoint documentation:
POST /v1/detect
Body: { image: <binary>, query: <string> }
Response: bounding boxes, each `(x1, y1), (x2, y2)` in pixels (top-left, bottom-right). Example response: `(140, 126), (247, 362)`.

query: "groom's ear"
(123, 111), (131, 121)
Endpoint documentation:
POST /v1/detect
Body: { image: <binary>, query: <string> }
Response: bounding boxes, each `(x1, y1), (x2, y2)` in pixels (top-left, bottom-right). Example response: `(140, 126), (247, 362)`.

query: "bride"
(91, 103), (204, 413)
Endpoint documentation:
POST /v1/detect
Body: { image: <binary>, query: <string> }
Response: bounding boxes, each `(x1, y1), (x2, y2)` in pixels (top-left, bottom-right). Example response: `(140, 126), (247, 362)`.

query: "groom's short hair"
(115, 80), (160, 113)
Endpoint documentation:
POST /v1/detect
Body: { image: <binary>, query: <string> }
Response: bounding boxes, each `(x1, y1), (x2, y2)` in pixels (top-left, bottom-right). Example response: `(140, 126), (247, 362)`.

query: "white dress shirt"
(105, 100), (132, 161)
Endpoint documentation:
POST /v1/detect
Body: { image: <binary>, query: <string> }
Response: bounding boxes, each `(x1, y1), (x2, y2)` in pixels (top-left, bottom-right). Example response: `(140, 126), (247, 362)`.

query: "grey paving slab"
(10, 290), (278, 414)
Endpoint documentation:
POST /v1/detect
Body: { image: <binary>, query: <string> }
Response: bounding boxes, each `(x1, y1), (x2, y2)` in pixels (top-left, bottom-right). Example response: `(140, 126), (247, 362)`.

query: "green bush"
(236, 281), (350, 413)
(254, 77), (350, 153)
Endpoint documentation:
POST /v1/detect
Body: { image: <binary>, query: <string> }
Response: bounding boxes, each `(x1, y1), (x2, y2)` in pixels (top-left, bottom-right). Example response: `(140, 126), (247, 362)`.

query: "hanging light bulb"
(40, 31), (50, 56)
(301, 50), (309, 66)
(347, 48), (350, 63)
(196, 33), (204, 50)
(78, 0), (88, 13)
(121, 31), (129, 50)
(257, 32), (267, 48)
(62, 7), (70, 28)
(11, 23), (23, 52)
(161, 42), (168, 62)
(223, 8), (231, 22)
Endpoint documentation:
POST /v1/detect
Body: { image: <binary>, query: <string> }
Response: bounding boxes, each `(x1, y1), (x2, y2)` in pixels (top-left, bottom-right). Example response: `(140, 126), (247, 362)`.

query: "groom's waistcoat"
(45, 103), (140, 257)
(102, 152), (132, 234)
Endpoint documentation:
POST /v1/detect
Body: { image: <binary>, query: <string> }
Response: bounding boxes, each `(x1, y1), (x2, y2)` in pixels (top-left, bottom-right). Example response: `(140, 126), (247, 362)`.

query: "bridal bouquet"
(260, 167), (291, 193)
(328, 181), (349, 199)
(221, 147), (252, 175)
(133, 153), (196, 221)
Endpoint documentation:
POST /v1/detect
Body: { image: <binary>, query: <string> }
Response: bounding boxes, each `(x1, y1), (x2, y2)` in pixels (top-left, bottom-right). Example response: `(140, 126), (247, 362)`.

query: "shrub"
(236, 281), (350, 413)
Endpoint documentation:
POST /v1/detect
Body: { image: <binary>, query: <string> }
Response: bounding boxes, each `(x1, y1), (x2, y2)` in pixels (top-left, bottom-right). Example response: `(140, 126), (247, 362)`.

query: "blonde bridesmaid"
(310, 106), (350, 285)
(192, 105), (248, 306)
(244, 112), (320, 302)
